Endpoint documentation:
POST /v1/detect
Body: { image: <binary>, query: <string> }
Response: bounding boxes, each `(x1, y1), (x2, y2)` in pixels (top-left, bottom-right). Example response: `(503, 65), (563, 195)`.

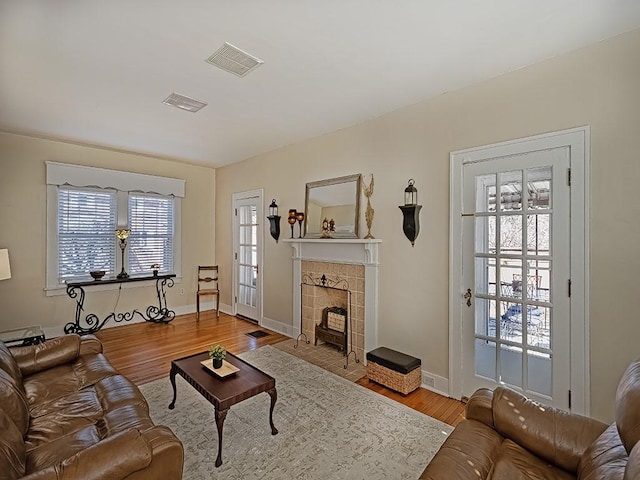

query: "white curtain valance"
(45, 161), (185, 198)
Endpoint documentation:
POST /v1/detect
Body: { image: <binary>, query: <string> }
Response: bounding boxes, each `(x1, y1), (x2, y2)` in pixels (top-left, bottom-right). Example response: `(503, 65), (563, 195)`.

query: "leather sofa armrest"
(11, 335), (81, 376)
(124, 426), (184, 480)
(21, 429), (153, 480)
(465, 388), (494, 428)
(493, 386), (607, 473)
(79, 335), (103, 355)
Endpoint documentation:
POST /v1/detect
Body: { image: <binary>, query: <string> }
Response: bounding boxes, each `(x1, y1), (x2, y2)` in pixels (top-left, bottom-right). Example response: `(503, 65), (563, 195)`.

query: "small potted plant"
(150, 263), (160, 276)
(209, 344), (226, 369)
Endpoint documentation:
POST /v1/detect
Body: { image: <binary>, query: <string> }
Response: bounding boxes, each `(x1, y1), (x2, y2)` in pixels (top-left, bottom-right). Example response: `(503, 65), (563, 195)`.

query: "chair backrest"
(197, 266), (219, 292)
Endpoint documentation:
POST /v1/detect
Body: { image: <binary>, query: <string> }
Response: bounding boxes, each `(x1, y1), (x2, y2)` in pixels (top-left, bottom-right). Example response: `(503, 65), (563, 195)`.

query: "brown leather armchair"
(421, 358), (640, 479)
(0, 334), (183, 480)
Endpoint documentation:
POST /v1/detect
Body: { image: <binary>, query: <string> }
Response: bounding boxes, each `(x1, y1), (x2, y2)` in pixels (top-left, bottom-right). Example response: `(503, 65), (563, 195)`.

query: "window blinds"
(128, 194), (174, 275)
(58, 187), (117, 281)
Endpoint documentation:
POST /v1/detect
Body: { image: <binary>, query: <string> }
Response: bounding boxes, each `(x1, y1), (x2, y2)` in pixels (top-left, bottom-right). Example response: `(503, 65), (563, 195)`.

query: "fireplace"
(284, 239), (381, 364)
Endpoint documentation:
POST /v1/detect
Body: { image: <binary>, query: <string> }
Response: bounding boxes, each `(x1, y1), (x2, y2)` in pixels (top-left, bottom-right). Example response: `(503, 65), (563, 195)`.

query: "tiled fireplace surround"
(285, 239), (381, 364)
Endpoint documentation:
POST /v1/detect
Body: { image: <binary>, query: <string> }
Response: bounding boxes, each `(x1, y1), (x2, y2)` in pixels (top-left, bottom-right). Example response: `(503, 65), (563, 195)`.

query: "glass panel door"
(234, 194), (261, 321)
(462, 148), (570, 408)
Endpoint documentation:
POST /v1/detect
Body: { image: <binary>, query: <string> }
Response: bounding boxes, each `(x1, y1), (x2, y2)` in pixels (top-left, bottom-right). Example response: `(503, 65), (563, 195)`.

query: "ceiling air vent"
(162, 93), (207, 113)
(205, 42), (263, 77)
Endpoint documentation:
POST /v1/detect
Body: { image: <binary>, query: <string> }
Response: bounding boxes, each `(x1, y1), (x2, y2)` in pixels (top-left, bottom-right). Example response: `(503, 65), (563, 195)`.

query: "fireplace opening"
(315, 306), (348, 354)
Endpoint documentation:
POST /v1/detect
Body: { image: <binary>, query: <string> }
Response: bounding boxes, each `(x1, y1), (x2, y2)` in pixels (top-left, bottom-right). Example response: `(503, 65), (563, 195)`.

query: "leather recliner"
(421, 358), (640, 479)
(0, 334), (184, 479)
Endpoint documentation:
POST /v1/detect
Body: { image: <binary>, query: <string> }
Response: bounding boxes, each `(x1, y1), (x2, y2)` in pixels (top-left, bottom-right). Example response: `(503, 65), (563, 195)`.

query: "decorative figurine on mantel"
(321, 218), (336, 238)
(362, 174), (375, 239)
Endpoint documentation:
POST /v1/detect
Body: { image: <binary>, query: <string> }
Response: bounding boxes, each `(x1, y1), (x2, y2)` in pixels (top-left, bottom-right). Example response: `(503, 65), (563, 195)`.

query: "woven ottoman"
(366, 347), (421, 395)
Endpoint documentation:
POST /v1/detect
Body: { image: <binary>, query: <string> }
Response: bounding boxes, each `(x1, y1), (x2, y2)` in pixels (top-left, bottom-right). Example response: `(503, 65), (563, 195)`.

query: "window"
(46, 162), (184, 291)
(128, 194), (174, 275)
(58, 187), (117, 281)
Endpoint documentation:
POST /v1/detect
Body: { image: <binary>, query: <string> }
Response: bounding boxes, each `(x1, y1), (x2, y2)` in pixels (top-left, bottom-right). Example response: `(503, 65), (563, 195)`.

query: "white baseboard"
(420, 370), (450, 397)
(261, 316), (296, 338)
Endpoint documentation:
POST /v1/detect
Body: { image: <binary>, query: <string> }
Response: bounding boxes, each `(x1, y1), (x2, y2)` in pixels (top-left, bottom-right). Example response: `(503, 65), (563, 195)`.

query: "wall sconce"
(115, 228), (131, 279)
(267, 199), (281, 243)
(398, 179), (422, 247)
(287, 209), (297, 239)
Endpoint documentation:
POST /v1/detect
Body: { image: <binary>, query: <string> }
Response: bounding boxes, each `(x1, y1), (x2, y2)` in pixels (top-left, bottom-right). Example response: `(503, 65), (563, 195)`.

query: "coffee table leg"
(215, 407), (229, 467)
(267, 388), (278, 435)
(168, 369), (177, 410)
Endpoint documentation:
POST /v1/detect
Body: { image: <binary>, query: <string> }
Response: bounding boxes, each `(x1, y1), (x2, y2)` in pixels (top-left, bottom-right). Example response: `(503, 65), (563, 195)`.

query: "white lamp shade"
(0, 249), (10, 281)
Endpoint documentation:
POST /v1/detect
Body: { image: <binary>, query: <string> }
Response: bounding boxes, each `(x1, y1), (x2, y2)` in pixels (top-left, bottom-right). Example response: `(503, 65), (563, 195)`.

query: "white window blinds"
(58, 187), (117, 281)
(128, 194), (174, 275)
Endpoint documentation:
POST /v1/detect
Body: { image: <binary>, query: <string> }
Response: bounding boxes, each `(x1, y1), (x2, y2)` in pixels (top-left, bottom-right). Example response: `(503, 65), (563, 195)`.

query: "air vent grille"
(205, 42), (263, 77)
(162, 93), (207, 113)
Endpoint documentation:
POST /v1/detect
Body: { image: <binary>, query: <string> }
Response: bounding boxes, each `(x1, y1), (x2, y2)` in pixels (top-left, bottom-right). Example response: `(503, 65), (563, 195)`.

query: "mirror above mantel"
(304, 174), (362, 239)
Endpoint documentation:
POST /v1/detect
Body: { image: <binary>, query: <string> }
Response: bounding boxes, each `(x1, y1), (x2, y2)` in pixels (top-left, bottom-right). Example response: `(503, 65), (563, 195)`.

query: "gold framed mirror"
(304, 174), (361, 238)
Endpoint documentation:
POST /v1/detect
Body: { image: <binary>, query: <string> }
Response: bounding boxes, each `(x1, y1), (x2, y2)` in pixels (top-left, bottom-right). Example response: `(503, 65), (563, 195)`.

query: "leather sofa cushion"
(578, 423), (627, 480)
(0, 341), (23, 386)
(24, 428), (153, 480)
(23, 354), (117, 408)
(624, 441), (640, 480)
(14, 335), (80, 377)
(491, 439), (574, 480)
(0, 369), (30, 436)
(615, 361), (640, 454)
(26, 425), (100, 474)
(26, 375), (151, 449)
(493, 387), (607, 473)
(0, 407), (26, 480)
(420, 419), (504, 479)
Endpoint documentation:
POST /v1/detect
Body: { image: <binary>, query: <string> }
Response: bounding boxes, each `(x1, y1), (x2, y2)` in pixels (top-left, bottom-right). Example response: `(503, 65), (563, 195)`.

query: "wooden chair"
(197, 265), (219, 319)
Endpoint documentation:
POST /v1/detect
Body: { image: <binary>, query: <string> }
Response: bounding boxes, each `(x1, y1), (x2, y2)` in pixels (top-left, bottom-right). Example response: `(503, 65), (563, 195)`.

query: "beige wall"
(0, 133), (216, 334)
(216, 29), (640, 422)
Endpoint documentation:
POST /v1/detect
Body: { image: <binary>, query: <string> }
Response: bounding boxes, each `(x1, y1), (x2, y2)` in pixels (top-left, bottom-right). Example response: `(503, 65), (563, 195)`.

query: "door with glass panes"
(233, 194), (261, 321)
(461, 147), (571, 409)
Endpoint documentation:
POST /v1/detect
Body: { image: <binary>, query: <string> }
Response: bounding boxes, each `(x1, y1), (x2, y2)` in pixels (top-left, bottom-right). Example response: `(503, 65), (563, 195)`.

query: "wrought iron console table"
(64, 274), (176, 335)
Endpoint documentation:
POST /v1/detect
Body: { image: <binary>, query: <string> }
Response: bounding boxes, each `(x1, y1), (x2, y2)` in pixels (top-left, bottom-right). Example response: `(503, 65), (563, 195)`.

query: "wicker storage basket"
(366, 360), (421, 395)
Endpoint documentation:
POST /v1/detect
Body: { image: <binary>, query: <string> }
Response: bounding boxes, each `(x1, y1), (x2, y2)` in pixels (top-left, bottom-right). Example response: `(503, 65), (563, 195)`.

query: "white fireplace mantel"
(284, 238), (381, 358)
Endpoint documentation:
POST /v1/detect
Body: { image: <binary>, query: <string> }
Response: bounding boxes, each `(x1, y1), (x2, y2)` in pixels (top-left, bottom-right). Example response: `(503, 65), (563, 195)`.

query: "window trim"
(45, 162), (183, 294)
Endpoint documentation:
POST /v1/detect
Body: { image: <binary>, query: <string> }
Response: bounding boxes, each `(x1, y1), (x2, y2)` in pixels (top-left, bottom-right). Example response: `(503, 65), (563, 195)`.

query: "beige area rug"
(139, 346), (452, 480)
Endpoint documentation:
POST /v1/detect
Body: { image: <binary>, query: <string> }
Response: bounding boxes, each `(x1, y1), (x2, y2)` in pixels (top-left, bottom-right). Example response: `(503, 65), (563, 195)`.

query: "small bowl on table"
(89, 270), (106, 281)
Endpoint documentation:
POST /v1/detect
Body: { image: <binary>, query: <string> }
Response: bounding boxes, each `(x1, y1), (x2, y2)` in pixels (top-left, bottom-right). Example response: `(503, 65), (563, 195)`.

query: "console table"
(64, 274), (176, 335)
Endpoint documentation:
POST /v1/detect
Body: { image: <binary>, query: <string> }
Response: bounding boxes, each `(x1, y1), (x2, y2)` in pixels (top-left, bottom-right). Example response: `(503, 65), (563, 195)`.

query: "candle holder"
(295, 211), (305, 238)
(287, 209), (297, 239)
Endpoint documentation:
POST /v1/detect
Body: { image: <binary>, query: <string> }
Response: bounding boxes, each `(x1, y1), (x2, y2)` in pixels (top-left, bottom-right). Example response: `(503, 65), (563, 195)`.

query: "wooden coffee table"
(168, 351), (278, 467)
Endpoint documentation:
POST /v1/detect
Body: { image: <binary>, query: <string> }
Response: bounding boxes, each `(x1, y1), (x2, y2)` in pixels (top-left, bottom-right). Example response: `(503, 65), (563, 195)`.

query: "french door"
(233, 191), (262, 322)
(450, 128), (589, 413)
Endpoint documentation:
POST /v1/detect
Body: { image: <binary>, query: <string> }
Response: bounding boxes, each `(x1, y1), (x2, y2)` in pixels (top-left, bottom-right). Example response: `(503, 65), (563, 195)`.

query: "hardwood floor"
(95, 312), (465, 427)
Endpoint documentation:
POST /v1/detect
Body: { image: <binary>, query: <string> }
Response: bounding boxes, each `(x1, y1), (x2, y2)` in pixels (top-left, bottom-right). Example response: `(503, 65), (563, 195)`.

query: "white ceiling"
(1, 1), (639, 168)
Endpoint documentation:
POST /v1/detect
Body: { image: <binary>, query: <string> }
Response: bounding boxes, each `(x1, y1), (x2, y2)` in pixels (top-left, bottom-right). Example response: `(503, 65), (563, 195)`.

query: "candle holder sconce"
(398, 179), (422, 246)
(267, 199), (281, 243)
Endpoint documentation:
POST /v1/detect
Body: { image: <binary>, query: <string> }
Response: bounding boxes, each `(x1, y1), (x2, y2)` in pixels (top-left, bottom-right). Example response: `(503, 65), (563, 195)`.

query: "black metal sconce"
(267, 199), (281, 243)
(398, 179), (422, 246)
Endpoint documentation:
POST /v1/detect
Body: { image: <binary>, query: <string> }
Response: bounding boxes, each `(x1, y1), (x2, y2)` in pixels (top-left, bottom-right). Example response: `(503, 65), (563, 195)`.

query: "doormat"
(246, 330), (269, 338)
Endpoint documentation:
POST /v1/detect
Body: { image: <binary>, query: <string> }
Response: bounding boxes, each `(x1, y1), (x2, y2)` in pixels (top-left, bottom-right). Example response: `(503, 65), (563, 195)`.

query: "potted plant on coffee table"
(209, 344), (226, 369)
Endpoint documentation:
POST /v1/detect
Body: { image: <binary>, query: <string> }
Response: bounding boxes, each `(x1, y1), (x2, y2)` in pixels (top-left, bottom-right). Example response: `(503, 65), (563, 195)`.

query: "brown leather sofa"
(420, 360), (640, 480)
(421, 358), (640, 479)
(0, 334), (183, 479)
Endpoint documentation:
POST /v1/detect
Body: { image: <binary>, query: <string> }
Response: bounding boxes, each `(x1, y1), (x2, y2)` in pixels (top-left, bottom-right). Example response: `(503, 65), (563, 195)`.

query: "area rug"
(139, 346), (452, 479)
